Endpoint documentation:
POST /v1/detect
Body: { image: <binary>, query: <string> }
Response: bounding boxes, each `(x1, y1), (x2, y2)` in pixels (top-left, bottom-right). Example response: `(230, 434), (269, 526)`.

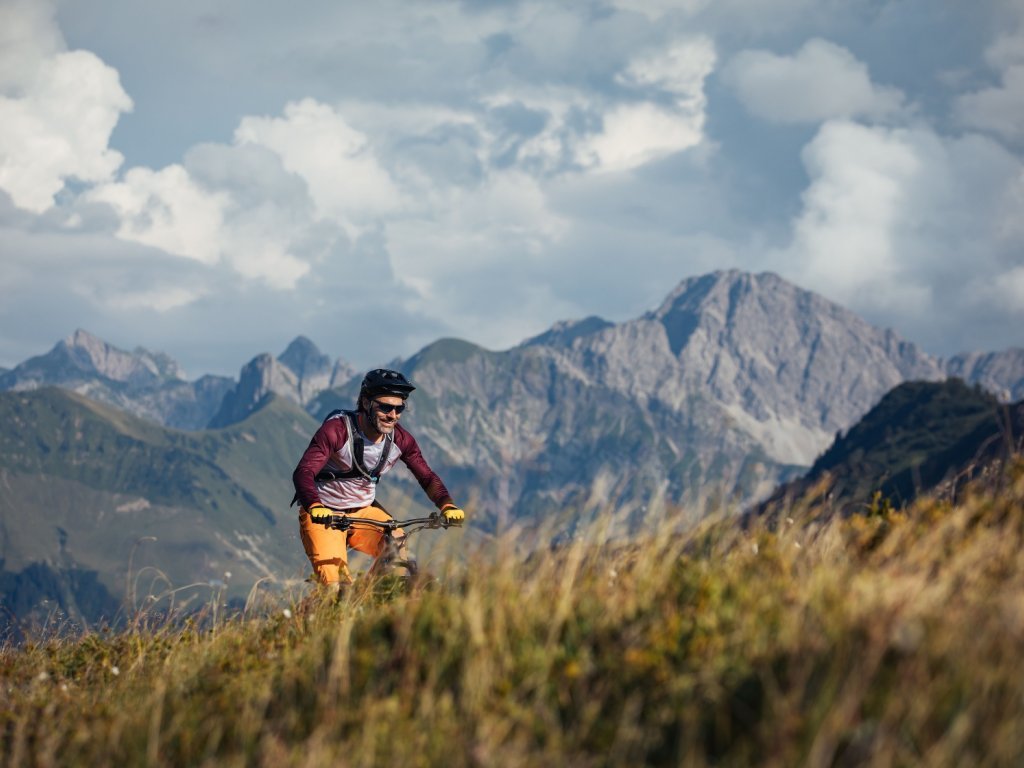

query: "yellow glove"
(308, 503), (332, 525)
(440, 504), (465, 525)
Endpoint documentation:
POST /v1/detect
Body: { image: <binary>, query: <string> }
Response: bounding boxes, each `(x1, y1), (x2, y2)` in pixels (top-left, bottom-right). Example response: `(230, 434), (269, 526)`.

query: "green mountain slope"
(0, 388), (323, 635)
(757, 378), (1024, 518)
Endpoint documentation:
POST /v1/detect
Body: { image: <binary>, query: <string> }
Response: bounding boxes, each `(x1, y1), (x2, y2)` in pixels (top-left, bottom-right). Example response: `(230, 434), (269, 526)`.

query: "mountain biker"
(292, 368), (465, 591)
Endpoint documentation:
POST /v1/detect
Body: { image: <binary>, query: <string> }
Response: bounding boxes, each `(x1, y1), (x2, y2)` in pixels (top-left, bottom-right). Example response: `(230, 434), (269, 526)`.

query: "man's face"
(368, 395), (405, 435)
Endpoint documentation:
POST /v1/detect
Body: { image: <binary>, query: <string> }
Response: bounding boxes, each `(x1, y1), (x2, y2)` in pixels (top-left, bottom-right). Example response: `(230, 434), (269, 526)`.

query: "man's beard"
(373, 413), (397, 435)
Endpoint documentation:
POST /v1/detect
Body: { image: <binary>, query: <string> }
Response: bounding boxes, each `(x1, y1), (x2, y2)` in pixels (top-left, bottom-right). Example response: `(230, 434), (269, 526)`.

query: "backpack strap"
(314, 410), (393, 484)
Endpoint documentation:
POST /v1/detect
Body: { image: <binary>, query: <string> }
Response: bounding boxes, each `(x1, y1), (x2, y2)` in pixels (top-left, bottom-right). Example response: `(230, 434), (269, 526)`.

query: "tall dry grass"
(4, 459), (1024, 767)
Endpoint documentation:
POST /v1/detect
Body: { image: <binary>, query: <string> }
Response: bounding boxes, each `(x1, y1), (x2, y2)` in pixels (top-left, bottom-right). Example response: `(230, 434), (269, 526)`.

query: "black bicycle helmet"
(359, 368), (416, 400)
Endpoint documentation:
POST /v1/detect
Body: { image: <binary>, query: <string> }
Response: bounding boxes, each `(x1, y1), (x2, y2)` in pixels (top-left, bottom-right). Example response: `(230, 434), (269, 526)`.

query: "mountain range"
(3, 269), (1024, 633)
(5, 271), (1024, 519)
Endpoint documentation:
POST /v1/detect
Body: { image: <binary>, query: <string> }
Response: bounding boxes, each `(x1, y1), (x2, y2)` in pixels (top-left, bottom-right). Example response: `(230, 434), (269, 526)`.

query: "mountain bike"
(320, 508), (461, 580)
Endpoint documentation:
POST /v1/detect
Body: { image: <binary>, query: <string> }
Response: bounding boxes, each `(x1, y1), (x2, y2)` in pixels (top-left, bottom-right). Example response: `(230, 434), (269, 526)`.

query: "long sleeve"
(292, 416), (348, 509)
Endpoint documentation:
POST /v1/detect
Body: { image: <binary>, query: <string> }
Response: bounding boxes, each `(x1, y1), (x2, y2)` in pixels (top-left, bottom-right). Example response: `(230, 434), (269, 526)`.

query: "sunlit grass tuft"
(4, 458), (1024, 766)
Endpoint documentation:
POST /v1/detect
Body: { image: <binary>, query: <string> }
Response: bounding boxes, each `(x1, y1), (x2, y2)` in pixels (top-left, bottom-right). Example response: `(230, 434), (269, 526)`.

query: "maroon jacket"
(292, 410), (453, 512)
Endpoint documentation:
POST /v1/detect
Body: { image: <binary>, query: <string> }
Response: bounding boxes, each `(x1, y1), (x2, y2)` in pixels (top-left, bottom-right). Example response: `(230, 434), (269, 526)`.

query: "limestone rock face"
(209, 338), (357, 427)
(386, 271), (949, 525)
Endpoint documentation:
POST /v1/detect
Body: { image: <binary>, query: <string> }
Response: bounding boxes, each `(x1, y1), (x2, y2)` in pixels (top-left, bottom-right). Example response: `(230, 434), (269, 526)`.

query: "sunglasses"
(373, 400), (406, 415)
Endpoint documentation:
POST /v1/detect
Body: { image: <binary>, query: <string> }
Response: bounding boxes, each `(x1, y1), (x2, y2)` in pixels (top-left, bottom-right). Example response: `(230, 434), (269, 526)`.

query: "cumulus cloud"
(480, 38), (715, 175)
(578, 102), (704, 172)
(777, 119), (1024, 349)
(235, 99), (402, 225)
(579, 38), (715, 172)
(87, 166), (229, 268)
(84, 133), (347, 289)
(778, 121), (931, 310)
(724, 38), (905, 124)
(0, 0), (132, 213)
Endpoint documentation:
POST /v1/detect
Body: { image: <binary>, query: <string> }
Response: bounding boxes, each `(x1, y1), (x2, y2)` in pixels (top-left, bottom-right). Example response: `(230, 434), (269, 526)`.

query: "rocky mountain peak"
(208, 354), (300, 428)
(61, 329), (185, 383)
(546, 269), (947, 467)
(521, 316), (613, 348)
(278, 336), (330, 378)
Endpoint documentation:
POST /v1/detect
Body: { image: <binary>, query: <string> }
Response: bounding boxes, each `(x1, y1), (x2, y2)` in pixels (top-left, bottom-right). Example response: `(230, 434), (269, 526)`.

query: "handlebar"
(319, 509), (462, 533)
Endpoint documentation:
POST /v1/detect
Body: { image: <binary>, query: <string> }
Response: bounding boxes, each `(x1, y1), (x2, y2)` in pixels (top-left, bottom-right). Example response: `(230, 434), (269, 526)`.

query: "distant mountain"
(307, 271), (964, 528)
(209, 338), (356, 427)
(0, 331), (356, 431)
(755, 379), (1024, 520)
(6, 270), (1024, 532)
(944, 349), (1024, 402)
(0, 330), (234, 430)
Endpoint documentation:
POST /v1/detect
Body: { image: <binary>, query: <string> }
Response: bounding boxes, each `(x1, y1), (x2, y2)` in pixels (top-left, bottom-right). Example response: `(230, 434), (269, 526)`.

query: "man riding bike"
(292, 368), (466, 592)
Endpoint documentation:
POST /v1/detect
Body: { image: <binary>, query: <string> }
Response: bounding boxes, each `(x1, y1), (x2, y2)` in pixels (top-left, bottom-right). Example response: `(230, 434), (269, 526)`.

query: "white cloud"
(619, 38), (716, 101)
(724, 38), (905, 124)
(780, 121), (929, 310)
(85, 153), (316, 289)
(87, 165), (229, 267)
(580, 38), (716, 172)
(578, 102), (705, 172)
(476, 38), (715, 176)
(0, 1), (131, 213)
(3, 0), (1024, 373)
(777, 120), (1024, 347)
(387, 166), (570, 340)
(235, 99), (402, 225)
(91, 284), (203, 313)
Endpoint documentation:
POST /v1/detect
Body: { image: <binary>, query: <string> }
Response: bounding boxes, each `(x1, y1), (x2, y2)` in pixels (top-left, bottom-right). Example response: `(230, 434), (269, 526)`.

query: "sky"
(1, 0), (1023, 378)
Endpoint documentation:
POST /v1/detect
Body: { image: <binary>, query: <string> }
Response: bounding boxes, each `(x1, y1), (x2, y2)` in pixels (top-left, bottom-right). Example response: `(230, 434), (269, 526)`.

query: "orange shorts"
(298, 504), (407, 585)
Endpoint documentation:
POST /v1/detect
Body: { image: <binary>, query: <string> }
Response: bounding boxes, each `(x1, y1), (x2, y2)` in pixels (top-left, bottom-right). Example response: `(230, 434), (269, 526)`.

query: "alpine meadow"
(4, 458), (1024, 766)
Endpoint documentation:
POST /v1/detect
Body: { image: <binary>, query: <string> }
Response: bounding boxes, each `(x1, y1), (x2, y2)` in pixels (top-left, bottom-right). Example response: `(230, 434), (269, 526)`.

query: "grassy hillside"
(4, 458), (1024, 766)
(0, 388), (469, 638)
(0, 388), (321, 635)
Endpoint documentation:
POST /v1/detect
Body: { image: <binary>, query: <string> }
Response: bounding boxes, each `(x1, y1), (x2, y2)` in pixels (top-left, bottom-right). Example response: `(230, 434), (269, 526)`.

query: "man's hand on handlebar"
(440, 504), (466, 526)
(308, 503), (332, 526)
